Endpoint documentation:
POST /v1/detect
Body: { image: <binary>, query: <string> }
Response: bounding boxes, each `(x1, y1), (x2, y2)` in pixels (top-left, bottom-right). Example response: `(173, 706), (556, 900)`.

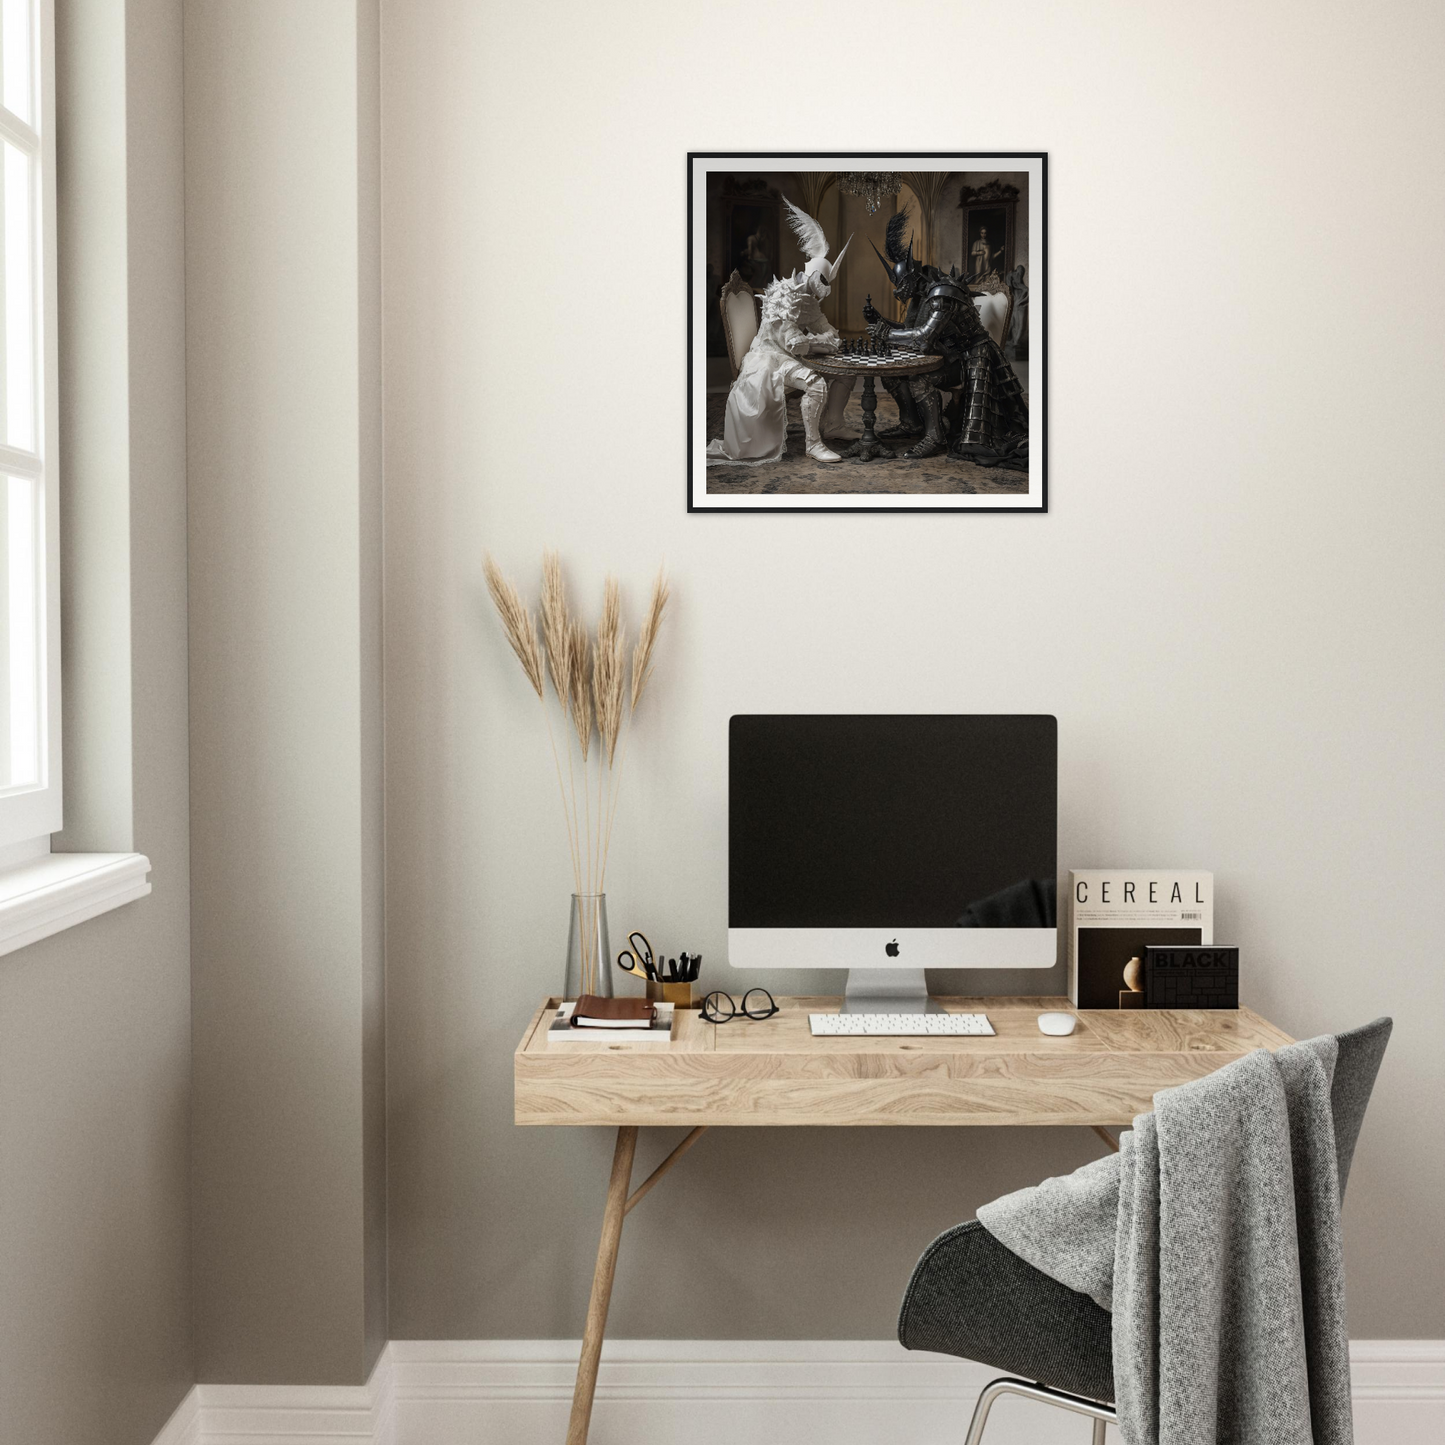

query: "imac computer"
(728, 714), (1058, 1013)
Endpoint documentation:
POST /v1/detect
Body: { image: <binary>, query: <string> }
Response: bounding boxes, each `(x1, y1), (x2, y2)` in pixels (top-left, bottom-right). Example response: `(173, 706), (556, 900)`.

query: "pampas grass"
(483, 557), (544, 700)
(484, 552), (670, 994)
(631, 569), (669, 710)
(540, 551), (572, 704)
(594, 579), (625, 767)
(567, 618), (593, 761)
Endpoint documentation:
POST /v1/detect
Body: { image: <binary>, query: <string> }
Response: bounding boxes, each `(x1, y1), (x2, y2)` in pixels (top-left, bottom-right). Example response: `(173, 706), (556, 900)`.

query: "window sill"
(0, 852), (152, 958)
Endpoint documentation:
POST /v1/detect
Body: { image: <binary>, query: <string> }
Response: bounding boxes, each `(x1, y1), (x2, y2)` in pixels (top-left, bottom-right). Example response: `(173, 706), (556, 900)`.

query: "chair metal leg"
(963, 1377), (1117, 1445)
(962, 1379), (1006, 1445)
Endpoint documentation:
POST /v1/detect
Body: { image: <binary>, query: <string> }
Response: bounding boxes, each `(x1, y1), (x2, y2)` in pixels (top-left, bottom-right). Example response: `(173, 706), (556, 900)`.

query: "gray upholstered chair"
(898, 1017), (1393, 1444)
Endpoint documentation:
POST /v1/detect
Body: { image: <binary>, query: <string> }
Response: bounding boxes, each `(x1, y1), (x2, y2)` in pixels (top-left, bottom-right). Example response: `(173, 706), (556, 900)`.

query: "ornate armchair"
(970, 274), (1014, 348)
(719, 269), (761, 378)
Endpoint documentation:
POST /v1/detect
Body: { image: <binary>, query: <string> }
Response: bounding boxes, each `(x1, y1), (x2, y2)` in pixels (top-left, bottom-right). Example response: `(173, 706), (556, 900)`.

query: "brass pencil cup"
(647, 979), (693, 1009)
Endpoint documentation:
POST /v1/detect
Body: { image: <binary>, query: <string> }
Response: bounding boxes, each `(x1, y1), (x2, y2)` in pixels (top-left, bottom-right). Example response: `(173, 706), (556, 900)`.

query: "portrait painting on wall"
(688, 153), (1047, 514)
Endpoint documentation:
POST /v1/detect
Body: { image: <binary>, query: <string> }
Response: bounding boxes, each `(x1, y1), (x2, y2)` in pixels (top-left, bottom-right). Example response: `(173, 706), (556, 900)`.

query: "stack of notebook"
(546, 996), (676, 1045)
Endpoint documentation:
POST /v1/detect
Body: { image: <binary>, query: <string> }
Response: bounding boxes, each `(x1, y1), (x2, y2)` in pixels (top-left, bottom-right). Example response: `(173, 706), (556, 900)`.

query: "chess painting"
(689, 153), (1047, 514)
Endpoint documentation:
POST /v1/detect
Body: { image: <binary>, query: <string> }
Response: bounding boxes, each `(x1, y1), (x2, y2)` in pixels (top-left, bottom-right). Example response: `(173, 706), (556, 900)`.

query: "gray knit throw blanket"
(977, 1038), (1353, 1445)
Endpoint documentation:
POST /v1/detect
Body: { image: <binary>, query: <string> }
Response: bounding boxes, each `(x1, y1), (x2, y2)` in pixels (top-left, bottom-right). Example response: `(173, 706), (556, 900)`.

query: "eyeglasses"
(700, 988), (778, 1023)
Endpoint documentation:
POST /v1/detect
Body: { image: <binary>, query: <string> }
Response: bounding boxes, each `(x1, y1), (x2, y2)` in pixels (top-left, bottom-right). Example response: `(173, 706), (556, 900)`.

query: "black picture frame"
(687, 152), (1048, 515)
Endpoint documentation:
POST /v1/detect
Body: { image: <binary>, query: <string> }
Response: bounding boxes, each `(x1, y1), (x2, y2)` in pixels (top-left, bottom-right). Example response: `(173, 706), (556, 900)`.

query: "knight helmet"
(871, 208), (924, 301)
(783, 198), (851, 298)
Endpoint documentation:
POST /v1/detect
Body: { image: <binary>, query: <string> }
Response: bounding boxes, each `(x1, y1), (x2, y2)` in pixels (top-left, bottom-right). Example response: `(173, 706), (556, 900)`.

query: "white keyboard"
(808, 1012), (995, 1037)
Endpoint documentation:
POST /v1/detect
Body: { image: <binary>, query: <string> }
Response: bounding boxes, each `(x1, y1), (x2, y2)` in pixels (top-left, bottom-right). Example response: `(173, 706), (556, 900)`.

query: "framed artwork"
(688, 152), (1047, 514)
(961, 183), (1017, 283)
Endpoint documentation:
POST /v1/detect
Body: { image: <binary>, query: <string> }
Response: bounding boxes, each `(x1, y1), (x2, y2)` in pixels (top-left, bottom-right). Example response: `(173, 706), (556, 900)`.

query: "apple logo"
(885, 939), (900, 957)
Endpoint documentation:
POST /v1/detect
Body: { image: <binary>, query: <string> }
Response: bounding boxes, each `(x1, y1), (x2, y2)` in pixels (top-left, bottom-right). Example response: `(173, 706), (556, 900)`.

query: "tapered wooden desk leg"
(1091, 1125), (1121, 1153)
(566, 1125), (638, 1445)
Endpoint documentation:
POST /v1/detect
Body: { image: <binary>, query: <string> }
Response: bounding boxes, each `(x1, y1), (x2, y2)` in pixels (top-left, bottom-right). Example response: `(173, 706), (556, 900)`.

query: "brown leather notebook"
(571, 995), (656, 1028)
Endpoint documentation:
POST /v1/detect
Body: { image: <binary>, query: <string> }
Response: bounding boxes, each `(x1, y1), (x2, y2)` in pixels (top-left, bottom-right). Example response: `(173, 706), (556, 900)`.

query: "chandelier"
(838, 171), (903, 215)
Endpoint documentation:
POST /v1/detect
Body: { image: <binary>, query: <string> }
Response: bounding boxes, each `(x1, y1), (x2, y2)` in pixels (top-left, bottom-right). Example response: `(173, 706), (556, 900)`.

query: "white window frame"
(0, 0), (150, 955)
(0, 0), (59, 853)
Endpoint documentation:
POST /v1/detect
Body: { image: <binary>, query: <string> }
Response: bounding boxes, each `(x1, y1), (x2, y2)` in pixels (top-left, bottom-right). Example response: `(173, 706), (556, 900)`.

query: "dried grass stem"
(485, 554), (669, 948)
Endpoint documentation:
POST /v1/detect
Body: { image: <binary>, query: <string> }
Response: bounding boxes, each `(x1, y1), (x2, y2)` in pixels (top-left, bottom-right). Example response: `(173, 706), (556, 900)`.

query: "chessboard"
(804, 345), (943, 382)
(827, 344), (925, 368)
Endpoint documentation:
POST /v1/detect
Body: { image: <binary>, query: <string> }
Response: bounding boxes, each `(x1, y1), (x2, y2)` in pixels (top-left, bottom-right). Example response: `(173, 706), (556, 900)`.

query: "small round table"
(804, 349), (944, 460)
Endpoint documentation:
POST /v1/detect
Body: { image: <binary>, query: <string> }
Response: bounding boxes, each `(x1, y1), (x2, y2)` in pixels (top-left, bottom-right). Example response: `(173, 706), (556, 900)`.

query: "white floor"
(152, 1338), (1445, 1445)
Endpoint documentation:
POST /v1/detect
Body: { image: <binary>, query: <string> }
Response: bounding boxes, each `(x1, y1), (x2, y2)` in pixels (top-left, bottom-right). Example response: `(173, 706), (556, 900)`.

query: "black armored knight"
(865, 210), (1029, 468)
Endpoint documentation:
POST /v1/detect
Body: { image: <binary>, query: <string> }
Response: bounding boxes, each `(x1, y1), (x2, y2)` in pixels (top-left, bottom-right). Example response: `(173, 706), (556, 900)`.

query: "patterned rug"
(704, 387), (1029, 496)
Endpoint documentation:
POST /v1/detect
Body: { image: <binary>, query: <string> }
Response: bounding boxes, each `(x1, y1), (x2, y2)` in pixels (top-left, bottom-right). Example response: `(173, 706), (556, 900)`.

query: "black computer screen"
(728, 715), (1057, 929)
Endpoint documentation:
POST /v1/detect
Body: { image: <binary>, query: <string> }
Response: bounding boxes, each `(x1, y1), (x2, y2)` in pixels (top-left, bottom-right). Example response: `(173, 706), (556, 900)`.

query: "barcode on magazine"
(1181, 911), (1203, 920)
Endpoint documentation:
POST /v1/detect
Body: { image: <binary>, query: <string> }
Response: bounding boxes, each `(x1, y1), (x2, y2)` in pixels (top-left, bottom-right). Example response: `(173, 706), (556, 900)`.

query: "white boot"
(802, 390), (842, 463)
(822, 377), (855, 439)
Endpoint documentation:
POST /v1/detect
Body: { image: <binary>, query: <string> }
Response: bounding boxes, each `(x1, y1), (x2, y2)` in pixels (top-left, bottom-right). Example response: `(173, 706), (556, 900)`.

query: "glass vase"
(564, 893), (612, 1001)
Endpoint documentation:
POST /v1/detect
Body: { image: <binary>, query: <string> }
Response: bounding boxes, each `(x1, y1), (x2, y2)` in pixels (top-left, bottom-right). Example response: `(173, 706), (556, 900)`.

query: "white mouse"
(1037, 1011), (1078, 1036)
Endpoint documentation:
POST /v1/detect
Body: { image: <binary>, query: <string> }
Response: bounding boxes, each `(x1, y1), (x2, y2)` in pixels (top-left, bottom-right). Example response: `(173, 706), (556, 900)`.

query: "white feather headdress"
(784, 198), (851, 284)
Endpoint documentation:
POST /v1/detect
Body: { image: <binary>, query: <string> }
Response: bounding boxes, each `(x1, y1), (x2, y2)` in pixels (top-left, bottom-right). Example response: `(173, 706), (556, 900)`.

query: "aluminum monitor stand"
(841, 967), (941, 1014)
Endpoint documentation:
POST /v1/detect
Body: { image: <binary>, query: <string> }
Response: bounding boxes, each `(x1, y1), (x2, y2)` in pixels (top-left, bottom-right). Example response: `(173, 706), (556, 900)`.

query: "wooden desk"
(514, 995), (1293, 1444)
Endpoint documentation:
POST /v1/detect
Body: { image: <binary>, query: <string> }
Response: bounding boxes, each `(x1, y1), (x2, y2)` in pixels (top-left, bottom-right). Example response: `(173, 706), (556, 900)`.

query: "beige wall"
(382, 0), (1445, 1345)
(186, 0), (385, 1386)
(0, 2), (193, 1443)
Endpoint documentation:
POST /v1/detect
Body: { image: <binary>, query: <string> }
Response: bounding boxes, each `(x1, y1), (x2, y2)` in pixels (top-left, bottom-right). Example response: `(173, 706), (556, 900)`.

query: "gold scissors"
(616, 930), (656, 982)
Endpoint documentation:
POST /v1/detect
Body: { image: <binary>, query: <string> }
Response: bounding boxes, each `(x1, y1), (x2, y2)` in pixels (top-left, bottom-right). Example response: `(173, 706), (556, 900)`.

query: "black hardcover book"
(1143, 944), (1239, 1009)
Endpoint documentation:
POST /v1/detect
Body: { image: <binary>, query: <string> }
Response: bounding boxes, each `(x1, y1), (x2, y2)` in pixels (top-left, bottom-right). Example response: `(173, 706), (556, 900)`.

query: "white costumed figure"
(707, 200), (854, 465)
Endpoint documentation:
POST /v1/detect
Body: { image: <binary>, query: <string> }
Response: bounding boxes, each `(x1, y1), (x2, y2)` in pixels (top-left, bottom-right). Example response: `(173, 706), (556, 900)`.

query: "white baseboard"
(150, 1385), (200, 1445)
(151, 1339), (1445, 1445)
(149, 1353), (394, 1445)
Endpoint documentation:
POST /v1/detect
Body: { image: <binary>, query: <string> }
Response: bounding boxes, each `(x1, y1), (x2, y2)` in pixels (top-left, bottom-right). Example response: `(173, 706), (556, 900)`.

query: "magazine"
(1068, 870), (1213, 1009)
